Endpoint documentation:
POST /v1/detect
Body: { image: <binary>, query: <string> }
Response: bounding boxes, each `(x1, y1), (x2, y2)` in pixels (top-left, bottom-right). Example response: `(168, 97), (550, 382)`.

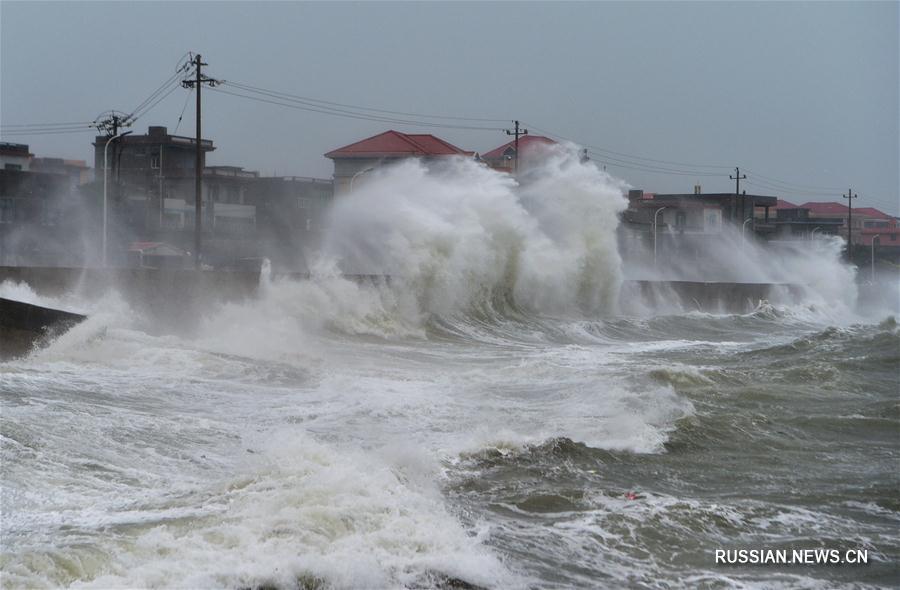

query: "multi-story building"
(789, 202), (900, 248)
(88, 126), (331, 268)
(619, 189), (778, 266)
(0, 142), (33, 171)
(0, 144), (92, 266)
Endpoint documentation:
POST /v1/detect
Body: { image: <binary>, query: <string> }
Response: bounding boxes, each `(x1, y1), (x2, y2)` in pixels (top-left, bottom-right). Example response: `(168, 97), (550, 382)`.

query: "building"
(30, 157), (92, 191)
(619, 189), (778, 266)
(480, 135), (556, 173)
(853, 208), (900, 247)
(93, 125), (216, 235)
(769, 207), (844, 240)
(793, 201), (900, 247)
(325, 130), (474, 195)
(0, 142), (33, 171)
(625, 190), (778, 231)
(85, 126), (332, 269)
(0, 146), (89, 266)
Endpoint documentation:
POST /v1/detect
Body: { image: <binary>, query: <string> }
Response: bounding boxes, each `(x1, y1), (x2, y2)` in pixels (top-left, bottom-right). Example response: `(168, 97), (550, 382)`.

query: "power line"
(129, 84), (181, 123)
(127, 73), (181, 121)
(225, 80), (509, 123)
(1, 121), (94, 129)
(586, 149), (723, 176)
(0, 127), (95, 137)
(744, 179), (841, 197)
(742, 168), (846, 192)
(173, 86), (194, 135)
(526, 123), (733, 170)
(208, 86), (504, 131)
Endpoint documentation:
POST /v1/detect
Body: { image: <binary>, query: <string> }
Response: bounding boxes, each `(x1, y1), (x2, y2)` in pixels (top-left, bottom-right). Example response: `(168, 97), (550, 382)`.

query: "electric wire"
(208, 86), (505, 131)
(173, 87), (194, 135)
(585, 149), (724, 177)
(1, 121), (94, 129)
(225, 80), (509, 123)
(127, 72), (183, 122)
(129, 84), (181, 124)
(0, 127), (95, 137)
(742, 169), (846, 192)
(526, 123), (734, 171)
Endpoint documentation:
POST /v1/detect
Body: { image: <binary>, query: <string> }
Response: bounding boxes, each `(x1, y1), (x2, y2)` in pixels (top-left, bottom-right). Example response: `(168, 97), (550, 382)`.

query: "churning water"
(2, 148), (898, 589)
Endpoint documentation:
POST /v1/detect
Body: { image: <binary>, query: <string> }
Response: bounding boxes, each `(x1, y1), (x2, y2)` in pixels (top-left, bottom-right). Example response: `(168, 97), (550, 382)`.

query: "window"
(704, 209), (722, 232)
(40, 199), (60, 226)
(0, 198), (13, 223)
(150, 154), (160, 169)
(4, 163), (22, 171)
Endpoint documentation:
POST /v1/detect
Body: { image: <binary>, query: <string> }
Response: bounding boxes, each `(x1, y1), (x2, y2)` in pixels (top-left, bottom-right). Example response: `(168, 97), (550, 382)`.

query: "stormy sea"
(2, 149), (898, 589)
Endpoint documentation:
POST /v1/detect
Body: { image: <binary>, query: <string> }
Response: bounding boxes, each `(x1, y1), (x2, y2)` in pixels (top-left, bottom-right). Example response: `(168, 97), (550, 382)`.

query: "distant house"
(30, 157), (92, 190)
(324, 130), (474, 195)
(480, 135), (557, 173)
(0, 142), (33, 172)
(0, 156), (84, 266)
(797, 202), (900, 246)
(624, 189), (778, 232)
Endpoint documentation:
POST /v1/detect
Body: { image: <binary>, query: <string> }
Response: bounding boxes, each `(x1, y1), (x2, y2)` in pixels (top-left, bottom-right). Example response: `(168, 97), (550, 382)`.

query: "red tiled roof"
(799, 201), (892, 219)
(775, 199), (798, 209)
(324, 130), (470, 159)
(799, 201), (849, 215)
(481, 135), (557, 160)
(852, 207), (892, 220)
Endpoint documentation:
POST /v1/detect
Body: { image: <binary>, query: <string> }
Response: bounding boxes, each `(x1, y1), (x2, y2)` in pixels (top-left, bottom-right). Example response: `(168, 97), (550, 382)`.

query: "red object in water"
(625, 492), (638, 500)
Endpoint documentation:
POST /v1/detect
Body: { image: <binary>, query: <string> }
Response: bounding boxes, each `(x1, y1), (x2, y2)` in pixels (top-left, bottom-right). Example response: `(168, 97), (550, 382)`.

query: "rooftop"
(481, 135), (557, 160)
(799, 201), (892, 219)
(325, 130), (471, 159)
(94, 126), (214, 151)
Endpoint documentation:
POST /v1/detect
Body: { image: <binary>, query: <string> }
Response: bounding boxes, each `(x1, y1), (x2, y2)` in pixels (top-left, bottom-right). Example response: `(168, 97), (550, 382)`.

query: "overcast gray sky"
(2, 1), (897, 213)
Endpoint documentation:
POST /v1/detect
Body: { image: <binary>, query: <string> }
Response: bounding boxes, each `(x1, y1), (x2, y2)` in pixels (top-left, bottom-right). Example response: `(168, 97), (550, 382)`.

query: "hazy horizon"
(2, 1), (897, 214)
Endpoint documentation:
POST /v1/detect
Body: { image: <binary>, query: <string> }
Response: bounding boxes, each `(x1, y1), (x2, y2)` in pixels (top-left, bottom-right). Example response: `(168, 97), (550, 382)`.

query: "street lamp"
(742, 217), (753, 246)
(653, 206), (667, 267)
(811, 226), (822, 240)
(103, 130), (132, 267)
(871, 234), (880, 283)
(350, 166), (376, 192)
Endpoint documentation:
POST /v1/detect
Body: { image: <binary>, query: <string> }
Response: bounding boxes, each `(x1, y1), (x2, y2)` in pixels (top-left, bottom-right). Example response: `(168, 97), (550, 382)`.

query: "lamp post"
(350, 166), (376, 192)
(103, 130), (132, 267)
(653, 206), (667, 267)
(871, 234), (880, 283)
(811, 226), (822, 240)
(742, 217), (753, 247)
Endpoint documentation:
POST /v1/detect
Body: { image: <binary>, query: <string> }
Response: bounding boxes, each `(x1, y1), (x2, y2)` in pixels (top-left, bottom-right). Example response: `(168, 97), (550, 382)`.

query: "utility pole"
(93, 111), (132, 267)
(504, 120), (528, 174)
(181, 53), (220, 270)
(843, 188), (858, 261)
(729, 167), (747, 223)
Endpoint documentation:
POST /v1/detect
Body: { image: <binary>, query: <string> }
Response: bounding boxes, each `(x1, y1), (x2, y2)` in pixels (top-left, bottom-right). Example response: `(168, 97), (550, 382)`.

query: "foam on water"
(2, 143), (894, 588)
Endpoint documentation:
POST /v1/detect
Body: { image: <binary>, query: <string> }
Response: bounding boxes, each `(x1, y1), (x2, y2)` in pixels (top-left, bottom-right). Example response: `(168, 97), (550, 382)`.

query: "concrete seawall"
(623, 280), (800, 313)
(0, 267), (797, 324)
(0, 297), (87, 357)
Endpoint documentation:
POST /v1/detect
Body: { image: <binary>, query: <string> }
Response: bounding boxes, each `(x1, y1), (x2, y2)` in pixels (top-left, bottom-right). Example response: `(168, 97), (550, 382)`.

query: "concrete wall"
(0, 267), (800, 328)
(0, 266), (261, 332)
